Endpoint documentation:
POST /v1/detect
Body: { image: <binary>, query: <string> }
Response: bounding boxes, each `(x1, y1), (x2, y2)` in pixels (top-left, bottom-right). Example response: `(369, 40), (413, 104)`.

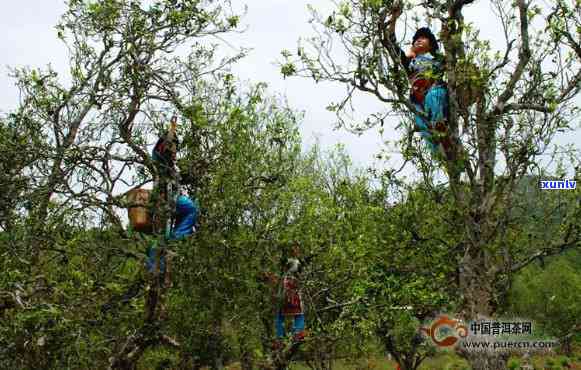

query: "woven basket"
(455, 61), (485, 112)
(127, 189), (152, 233)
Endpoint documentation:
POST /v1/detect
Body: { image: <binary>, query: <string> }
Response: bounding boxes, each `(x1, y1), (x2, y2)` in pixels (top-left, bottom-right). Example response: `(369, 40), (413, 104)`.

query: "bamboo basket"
(127, 189), (152, 233)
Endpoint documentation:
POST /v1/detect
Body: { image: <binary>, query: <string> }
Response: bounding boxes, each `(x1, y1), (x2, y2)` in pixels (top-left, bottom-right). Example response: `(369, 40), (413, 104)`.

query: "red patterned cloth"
(264, 273), (303, 316)
(410, 77), (434, 105)
(281, 276), (303, 315)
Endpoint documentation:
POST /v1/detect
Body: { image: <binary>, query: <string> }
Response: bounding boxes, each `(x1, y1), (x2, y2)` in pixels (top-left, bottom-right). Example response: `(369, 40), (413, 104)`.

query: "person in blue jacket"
(146, 195), (199, 277)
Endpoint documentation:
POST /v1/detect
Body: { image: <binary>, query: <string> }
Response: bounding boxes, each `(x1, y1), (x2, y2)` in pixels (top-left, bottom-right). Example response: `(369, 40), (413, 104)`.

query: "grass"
(287, 353), (470, 370)
(280, 351), (581, 370)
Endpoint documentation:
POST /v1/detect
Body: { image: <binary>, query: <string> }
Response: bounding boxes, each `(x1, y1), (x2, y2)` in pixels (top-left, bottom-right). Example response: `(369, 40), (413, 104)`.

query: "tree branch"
(503, 103), (551, 114)
(450, 0), (476, 14)
(511, 239), (580, 273)
(492, 0), (531, 115)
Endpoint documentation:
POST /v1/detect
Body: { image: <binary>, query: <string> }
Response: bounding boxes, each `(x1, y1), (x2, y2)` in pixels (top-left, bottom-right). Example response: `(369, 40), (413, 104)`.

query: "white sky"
(1, 1), (578, 174)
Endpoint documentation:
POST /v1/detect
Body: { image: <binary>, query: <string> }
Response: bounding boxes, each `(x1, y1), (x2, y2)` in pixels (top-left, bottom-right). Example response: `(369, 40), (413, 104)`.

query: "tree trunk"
(209, 319), (225, 370)
(459, 249), (496, 317)
(398, 355), (421, 370)
(379, 327), (426, 370)
(560, 336), (572, 357)
(239, 331), (254, 370)
(400, 359), (413, 370)
(458, 241), (509, 370)
(273, 342), (301, 370)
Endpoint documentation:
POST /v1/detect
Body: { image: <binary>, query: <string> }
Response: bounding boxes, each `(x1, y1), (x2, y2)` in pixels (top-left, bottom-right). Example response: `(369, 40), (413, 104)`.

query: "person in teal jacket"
(147, 120), (199, 277)
(400, 28), (452, 159)
(146, 195), (199, 275)
(171, 195), (199, 239)
(384, 17), (455, 160)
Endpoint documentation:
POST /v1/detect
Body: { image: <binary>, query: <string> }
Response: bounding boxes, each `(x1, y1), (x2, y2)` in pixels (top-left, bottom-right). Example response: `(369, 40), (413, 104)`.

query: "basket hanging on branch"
(127, 188), (153, 234)
(454, 60), (486, 113)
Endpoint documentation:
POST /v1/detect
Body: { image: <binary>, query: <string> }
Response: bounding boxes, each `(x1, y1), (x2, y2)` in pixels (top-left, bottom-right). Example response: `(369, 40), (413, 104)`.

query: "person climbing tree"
(152, 115), (180, 221)
(114, 116), (199, 316)
(147, 115), (200, 285)
(145, 194), (199, 282)
(264, 243), (306, 350)
(382, 5), (456, 161)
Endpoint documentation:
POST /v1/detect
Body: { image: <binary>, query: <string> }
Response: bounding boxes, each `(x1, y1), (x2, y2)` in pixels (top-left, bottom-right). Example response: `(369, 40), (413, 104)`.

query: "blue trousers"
(275, 311), (305, 338)
(413, 85), (448, 153)
(145, 246), (166, 275)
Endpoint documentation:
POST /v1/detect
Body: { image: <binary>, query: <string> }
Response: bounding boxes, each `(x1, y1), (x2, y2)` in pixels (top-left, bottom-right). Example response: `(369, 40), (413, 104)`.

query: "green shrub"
(559, 357), (570, 367)
(444, 362), (466, 370)
(507, 358), (520, 370)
